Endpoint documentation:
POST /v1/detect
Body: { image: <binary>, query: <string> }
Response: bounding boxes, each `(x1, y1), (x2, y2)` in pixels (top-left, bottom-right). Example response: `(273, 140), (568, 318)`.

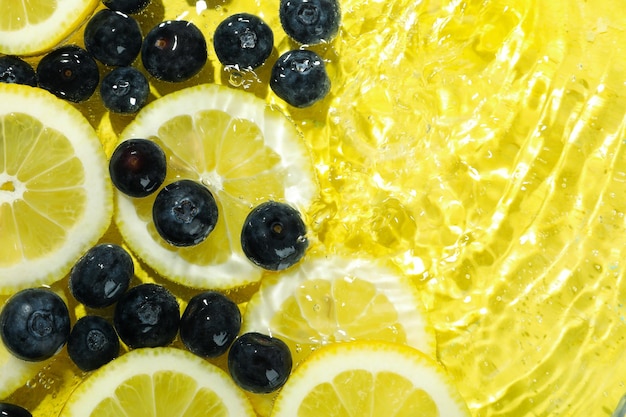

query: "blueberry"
(102, 0), (150, 14)
(100, 67), (149, 114)
(84, 9), (142, 67)
(279, 0), (340, 45)
(213, 13), (274, 70)
(69, 243), (133, 308)
(0, 403), (32, 417)
(67, 316), (119, 371)
(0, 288), (70, 362)
(241, 201), (308, 270)
(152, 180), (218, 247)
(141, 20), (207, 82)
(270, 49), (330, 108)
(228, 332), (292, 393)
(0, 56), (37, 86)
(180, 291), (241, 358)
(37, 45), (99, 103)
(109, 139), (167, 198)
(114, 283), (179, 349)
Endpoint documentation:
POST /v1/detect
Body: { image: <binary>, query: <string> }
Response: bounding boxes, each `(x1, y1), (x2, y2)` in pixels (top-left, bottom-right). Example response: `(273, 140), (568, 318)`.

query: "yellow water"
(2, 0), (626, 415)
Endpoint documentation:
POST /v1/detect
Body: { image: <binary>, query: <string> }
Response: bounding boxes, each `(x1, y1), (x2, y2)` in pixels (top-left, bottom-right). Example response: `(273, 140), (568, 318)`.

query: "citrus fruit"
(271, 341), (471, 417)
(0, 83), (113, 294)
(59, 347), (256, 417)
(242, 255), (436, 368)
(0, 0), (99, 56)
(115, 84), (318, 290)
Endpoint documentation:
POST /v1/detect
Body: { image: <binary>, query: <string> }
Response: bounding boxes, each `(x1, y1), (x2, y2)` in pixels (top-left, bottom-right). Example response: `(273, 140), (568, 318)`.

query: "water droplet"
(229, 71), (245, 87)
(313, 303), (321, 312)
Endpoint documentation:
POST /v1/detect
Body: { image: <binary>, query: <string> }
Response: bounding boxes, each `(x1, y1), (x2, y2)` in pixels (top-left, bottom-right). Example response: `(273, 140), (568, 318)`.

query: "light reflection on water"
(321, 0), (626, 415)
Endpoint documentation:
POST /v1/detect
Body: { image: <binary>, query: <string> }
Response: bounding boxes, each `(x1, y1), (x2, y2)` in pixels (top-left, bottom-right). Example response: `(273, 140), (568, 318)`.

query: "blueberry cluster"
(0, 0), (340, 109)
(109, 138), (310, 269)
(0, 242), (293, 396)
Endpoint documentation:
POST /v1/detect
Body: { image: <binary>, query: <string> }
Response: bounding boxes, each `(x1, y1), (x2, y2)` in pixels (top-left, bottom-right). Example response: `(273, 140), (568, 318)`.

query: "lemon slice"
(271, 341), (471, 417)
(59, 347), (256, 417)
(243, 256), (436, 368)
(116, 84), (318, 290)
(0, 84), (112, 294)
(0, 0), (99, 56)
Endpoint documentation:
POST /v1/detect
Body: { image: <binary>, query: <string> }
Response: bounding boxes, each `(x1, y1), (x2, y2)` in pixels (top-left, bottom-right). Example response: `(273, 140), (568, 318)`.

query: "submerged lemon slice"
(0, 0), (99, 55)
(271, 341), (471, 417)
(59, 347), (256, 417)
(115, 84), (318, 290)
(243, 256), (436, 367)
(0, 83), (112, 294)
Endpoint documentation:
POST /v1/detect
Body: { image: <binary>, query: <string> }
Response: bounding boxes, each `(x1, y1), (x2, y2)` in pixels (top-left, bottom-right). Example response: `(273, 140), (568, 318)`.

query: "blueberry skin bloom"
(0, 288), (70, 362)
(180, 291), (241, 358)
(270, 49), (330, 108)
(279, 0), (341, 45)
(109, 138), (167, 198)
(141, 20), (207, 82)
(228, 332), (293, 393)
(37, 45), (99, 103)
(84, 9), (142, 67)
(241, 201), (308, 270)
(69, 243), (134, 308)
(152, 179), (219, 247)
(114, 283), (180, 349)
(100, 67), (149, 114)
(0, 56), (37, 86)
(213, 13), (274, 70)
(67, 316), (120, 372)
(0, 403), (32, 417)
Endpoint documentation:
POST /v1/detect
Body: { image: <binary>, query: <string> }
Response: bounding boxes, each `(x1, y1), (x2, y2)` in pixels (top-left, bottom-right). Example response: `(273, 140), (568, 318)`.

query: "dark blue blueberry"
(213, 13), (274, 70)
(100, 67), (149, 114)
(36, 45), (99, 103)
(84, 9), (142, 67)
(0, 288), (70, 362)
(113, 283), (179, 349)
(270, 49), (330, 108)
(152, 180), (218, 247)
(180, 291), (241, 358)
(67, 316), (119, 371)
(279, 0), (340, 45)
(228, 332), (292, 393)
(0, 403), (32, 417)
(102, 0), (151, 14)
(241, 201), (308, 270)
(141, 20), (207, 82)
(0, 56), (37, 86)
(69, 243), (133, 308)
(109, 139), (167, 198)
